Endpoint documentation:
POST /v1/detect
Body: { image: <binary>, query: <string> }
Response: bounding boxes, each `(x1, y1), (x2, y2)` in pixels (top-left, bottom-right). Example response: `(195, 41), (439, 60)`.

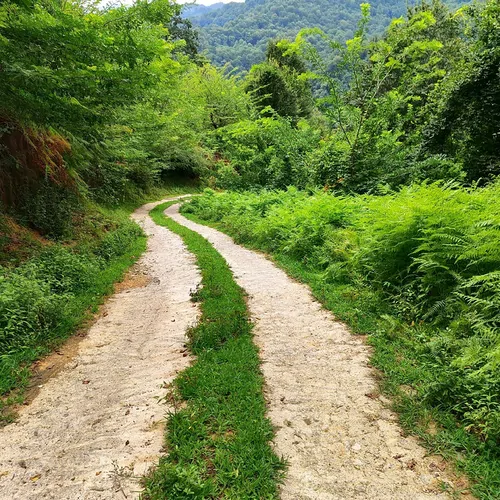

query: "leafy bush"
(207, 116), (320, 190)
(0, 273), (67, 356)
(94, 221), (144, 262)
(18, 182), (83, 239)
(19, 247), (99, 295)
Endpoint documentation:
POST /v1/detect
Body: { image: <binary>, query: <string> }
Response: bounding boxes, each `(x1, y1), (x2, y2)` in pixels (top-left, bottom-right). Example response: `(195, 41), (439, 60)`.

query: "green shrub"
(19, 247), (99, 294)
(207, 117), (320, 190)
(18, 182), (83, 239)
(94, 221), (143, 262)
(0, 272), (67, 355)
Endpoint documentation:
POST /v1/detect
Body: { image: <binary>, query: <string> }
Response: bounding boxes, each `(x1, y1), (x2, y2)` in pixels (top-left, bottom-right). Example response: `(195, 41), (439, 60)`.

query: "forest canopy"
(0, 0), (498, 235)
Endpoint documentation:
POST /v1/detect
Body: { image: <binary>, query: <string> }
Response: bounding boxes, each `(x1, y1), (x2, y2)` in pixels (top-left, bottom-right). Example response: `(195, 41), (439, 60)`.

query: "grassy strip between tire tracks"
(143, 201), (285, 499)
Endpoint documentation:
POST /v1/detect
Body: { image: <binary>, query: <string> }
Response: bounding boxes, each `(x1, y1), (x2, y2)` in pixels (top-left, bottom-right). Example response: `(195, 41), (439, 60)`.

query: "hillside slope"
(187, 0), (469, 70)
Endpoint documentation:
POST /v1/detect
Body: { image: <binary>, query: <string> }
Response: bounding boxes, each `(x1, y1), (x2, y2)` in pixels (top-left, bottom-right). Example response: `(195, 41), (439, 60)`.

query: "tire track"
(0, 198), (201, 499)
(167, 203), (460, 500)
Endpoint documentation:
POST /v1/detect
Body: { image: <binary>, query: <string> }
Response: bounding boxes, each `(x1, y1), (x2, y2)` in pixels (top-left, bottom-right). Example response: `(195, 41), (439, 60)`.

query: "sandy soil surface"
(167, 204), (469, 500)
(0, 198), (201, 500)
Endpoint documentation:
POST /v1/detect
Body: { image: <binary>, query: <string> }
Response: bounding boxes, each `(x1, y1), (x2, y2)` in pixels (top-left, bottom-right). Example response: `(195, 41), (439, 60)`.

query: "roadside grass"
(143, 201), (285, 499)
(0, 185), (198, 423)
(181, 197), (500, 500)
(271, 260), (500, 499)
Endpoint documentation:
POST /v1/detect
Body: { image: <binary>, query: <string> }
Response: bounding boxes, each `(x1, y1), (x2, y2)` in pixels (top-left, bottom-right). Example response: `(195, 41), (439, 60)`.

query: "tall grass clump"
(182, 183), (500, 498)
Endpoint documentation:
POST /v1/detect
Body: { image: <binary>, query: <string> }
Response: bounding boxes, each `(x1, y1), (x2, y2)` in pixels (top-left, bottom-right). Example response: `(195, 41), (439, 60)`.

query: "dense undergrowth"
(183, 186), (500, 498)
(0, 206), (144, 416)
(144, 201), (284, 499)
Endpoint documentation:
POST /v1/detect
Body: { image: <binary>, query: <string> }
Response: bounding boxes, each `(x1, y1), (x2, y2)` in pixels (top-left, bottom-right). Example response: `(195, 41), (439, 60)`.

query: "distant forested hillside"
(184, 2), (225, 18)
(186, 0), (469, 69)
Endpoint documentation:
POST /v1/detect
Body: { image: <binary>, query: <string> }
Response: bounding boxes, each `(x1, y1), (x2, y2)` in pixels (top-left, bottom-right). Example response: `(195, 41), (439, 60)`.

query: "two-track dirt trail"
(167, 203), (460, 500)
(0, 198), (201, 499)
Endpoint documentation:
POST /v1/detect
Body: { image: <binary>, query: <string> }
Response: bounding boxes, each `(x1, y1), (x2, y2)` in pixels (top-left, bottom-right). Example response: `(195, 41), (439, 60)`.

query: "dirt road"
(0, 198), (201, 499)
